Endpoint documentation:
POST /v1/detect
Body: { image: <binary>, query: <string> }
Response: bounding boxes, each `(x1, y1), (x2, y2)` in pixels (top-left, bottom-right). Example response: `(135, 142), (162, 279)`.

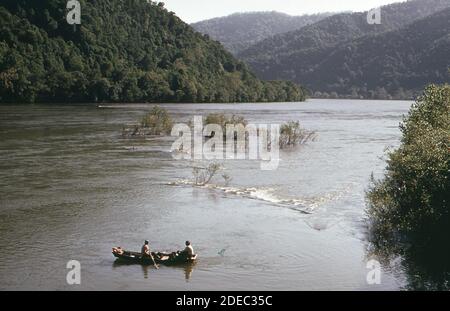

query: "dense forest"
(235, 0), (450, 99)
(0, 0), (305, 104)
(192, 11), (334, 55)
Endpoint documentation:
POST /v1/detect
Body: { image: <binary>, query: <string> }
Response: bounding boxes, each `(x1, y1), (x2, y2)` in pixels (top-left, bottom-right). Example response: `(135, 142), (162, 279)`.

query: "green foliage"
(0, 0), (305, 104)
(238, 1), (450, 99)
(366, 84), (450, 245)
(140, 106), (173, 135)
(366, 84), (450, 290)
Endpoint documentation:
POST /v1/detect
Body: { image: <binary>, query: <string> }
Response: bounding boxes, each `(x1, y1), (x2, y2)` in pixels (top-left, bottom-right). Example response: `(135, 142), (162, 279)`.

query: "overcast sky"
(161, 0), (407, 23)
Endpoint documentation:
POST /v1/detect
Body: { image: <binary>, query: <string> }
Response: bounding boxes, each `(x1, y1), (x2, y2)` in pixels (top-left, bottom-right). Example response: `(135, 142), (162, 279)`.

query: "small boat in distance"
(112, 247), (197, 266)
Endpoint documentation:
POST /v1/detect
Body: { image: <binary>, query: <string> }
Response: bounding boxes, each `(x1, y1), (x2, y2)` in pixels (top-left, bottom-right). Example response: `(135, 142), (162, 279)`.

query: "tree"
(366, 84), (450, 290)
(367, 84), (450, 245)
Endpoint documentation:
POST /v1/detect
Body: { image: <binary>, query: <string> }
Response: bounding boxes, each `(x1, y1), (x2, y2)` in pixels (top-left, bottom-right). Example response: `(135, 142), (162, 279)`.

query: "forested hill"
(302, 8), (450, 99)
(192, 11), (334, 55)
(239, 0), (450, 99)
(0, 0), (305, 104)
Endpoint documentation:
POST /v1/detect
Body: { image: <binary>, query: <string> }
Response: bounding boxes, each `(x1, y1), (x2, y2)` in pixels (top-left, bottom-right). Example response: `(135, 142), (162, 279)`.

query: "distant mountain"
(192, 11), (334, 55)
(302, 8), (450, 98)
(0, 0), (305, 104)
(239, 0), (450, 99)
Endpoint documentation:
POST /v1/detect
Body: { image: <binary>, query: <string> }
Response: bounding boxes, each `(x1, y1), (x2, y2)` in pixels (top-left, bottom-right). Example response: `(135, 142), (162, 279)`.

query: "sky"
(161, 0), (406, 23)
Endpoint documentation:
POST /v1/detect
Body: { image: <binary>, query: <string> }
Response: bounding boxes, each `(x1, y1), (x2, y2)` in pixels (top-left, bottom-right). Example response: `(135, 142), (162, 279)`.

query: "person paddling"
(141, 240), (159, 269)
(182, 241), (195, 259)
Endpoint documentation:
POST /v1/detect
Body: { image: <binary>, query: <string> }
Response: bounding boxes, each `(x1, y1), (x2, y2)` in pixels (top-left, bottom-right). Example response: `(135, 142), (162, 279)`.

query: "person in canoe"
(141, 240), (159, 269)
(181, 241), (195, 259)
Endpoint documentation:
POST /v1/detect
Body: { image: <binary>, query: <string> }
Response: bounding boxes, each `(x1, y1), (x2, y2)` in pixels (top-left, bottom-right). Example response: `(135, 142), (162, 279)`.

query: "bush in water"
(140, 106), (174, 135)
(279, 121), (315, 149)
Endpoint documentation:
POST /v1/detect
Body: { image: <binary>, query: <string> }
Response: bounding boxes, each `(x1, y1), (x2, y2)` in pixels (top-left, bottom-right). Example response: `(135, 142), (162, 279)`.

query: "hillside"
(239, 0), (450, 98)
(0, 0), (305, 104)
(305, 9), (450, 98)
(192, 11), (334, 55)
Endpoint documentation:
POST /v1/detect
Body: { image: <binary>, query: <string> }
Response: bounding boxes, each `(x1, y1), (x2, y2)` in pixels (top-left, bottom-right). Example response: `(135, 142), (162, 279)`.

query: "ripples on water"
(167, 179), (352, 215)
(0, 100), (412, 290)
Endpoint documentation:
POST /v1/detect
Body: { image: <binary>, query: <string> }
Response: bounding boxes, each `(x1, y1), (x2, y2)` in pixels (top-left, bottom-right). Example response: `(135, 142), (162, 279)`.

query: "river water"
(0, 99), (413, 290)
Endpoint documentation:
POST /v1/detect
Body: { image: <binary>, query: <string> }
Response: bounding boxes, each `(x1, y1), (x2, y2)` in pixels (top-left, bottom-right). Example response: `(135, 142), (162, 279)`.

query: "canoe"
(112, 248), (197, 266)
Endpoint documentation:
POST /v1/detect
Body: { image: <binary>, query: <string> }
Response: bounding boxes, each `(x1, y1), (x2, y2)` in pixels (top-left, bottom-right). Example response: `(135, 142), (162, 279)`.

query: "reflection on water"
(184, 263), (195, 281)
(113, 260), (196, 281)
(1, 100), (431, 290)
(142, 265), (150, 280)
(367, 238), (450, 290)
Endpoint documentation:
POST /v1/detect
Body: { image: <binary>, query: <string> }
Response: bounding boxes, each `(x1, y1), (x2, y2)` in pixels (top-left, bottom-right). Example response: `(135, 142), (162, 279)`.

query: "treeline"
(0, 0), (305, 104)
(312, 88), (416, 101)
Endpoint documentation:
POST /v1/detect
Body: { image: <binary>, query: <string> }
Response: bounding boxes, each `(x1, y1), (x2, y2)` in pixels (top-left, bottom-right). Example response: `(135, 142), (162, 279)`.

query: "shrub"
(204, 113), (248, 128)
(279, 121), (315, 149)
(366, 84), (450, 246)
(192, 162), (222, 186)
(140, 106), (174, 135)
(188, 113), (248, 140)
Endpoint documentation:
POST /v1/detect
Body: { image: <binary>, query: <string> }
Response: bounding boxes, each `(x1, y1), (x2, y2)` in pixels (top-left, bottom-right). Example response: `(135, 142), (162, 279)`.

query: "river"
(0, 99), (413, 290)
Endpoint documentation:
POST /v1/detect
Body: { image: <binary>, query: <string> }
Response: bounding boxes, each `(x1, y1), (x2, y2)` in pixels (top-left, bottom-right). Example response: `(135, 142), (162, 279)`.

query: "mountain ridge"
(192, 11), (335, 55)
(306, 8), (450, 98)
(237, 0), (450, 98)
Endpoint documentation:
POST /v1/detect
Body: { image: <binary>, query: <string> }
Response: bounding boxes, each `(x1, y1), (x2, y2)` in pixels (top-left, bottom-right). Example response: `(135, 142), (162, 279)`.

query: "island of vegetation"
(125, 106), (315, 151)
(0, 0), (306, 104)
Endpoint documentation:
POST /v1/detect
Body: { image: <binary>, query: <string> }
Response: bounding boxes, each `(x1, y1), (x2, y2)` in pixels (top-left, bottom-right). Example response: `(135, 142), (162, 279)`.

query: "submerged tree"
(192, 162), (222, 186)
(279, 121), (316, 149)
(141, 106), (174, 135)
(123, 106), (173, 137)
(204, 113), (248, 128)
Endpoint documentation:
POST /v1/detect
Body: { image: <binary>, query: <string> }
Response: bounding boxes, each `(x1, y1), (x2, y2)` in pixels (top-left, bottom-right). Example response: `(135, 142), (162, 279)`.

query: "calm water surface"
(0, 99), (413, 290)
